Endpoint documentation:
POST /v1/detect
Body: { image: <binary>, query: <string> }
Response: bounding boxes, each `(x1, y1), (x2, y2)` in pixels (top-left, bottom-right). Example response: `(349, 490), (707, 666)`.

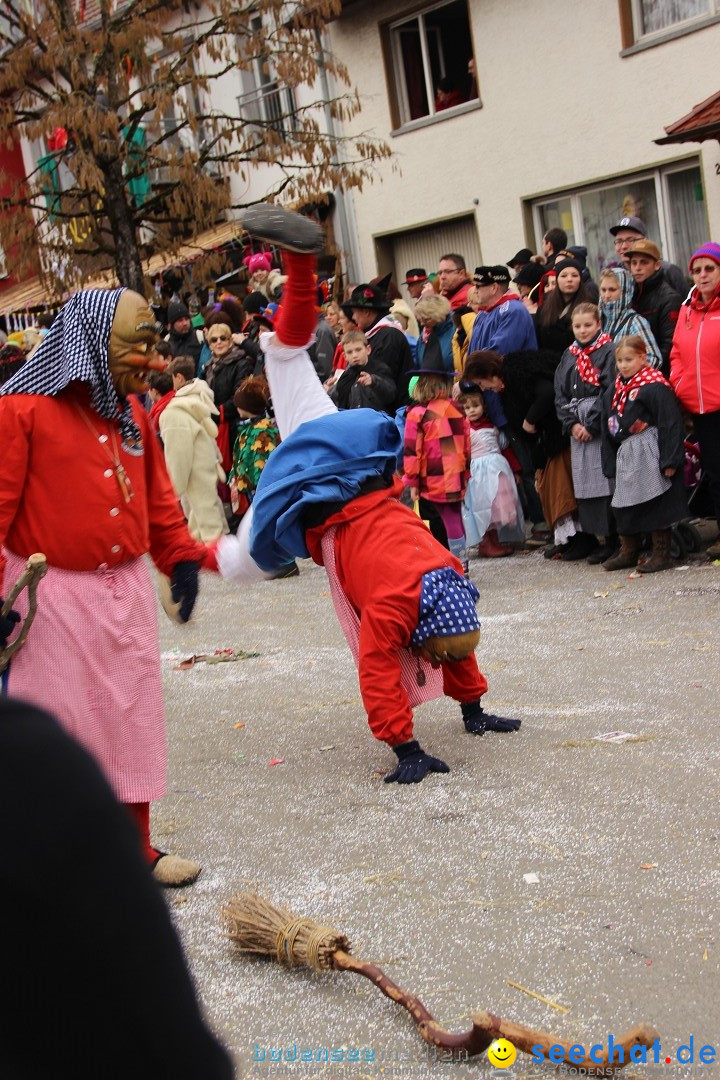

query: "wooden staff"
(0, 553), (48, 675)
(222, 892), (658, 1076)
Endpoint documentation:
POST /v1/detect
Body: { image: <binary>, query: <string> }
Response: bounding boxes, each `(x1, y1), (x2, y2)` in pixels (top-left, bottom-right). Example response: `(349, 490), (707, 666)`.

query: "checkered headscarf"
(0, 288), (139, 441)
(411, 567), (481, 645)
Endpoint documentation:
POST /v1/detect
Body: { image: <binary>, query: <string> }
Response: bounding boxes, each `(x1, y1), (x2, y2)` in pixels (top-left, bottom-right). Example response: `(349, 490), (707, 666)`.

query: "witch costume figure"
(0, 289), (205, 886)
(202, 206), (521, 784)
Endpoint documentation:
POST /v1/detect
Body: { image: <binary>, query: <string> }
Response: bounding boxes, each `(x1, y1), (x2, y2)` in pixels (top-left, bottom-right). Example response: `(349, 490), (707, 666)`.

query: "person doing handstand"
(203, 206), (521, 785)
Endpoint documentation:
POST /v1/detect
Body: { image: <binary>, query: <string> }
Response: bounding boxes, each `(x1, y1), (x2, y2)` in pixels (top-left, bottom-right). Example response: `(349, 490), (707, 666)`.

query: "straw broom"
(222, 892), (657, 1075)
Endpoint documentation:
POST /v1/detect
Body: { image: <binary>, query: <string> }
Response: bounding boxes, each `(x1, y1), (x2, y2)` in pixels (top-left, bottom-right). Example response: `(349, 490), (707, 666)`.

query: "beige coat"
(159, 380), (229, 541)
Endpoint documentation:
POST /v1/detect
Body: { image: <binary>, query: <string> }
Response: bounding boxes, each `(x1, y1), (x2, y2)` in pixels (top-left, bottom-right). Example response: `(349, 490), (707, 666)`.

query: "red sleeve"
(502, 445), (522, 473)
(403, 405), (424, 486)
(137, 408), (206, 575)
(332, 343), (347, 372)
(0, 399), (31, 581)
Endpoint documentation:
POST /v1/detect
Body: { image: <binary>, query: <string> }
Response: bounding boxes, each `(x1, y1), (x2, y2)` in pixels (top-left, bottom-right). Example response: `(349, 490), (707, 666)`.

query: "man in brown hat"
(627, 238), (683, 372)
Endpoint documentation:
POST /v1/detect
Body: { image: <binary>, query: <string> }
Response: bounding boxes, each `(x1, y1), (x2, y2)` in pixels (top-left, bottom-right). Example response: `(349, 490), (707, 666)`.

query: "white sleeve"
(214, 508), (275, 582)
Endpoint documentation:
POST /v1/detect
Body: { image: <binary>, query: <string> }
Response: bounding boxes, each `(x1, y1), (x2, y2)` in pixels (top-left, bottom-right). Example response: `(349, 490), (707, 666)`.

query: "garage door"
(389, 215), (481, 286)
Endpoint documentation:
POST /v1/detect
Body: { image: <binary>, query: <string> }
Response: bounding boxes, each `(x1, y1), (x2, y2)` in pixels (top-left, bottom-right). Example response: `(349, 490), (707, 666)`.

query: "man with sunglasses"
(203, 206), (521, 785)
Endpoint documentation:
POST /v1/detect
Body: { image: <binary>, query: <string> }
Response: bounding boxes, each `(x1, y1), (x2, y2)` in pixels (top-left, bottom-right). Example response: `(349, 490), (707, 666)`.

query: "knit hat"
(234, 375), (270, 415)
(244, 252), (273, 275)
(411, 567), (480, 645)
(474, 265), (510, 287)
(624, 238), (661, 262)
(243, 290), (267, 316)
(609, 215), (646, 237)
(689, 242), (720, 271)
(167, 301), (190, 325)
(553, 256), (584, 276)
(513, 262), (544, 289)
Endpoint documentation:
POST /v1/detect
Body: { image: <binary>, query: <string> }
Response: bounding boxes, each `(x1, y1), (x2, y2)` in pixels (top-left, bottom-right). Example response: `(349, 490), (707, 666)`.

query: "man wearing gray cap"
(609, 216), (687, 295)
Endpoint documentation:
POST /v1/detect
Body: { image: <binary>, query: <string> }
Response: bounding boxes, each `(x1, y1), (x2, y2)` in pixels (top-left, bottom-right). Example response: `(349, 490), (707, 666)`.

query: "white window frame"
(531, 159), (708, 274)
(629, 0), (719, 41)
(236, 16), (298, 137)
(388, 0), (476, 127)
(531, 168), (671, 261)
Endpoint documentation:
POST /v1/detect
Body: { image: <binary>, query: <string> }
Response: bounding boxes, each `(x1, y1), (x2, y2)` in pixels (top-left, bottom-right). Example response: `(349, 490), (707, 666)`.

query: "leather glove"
(461, 700), (522, 735)
(0, 603), (21, 650)
(170, 561), (199, 623)
(384, 740), (450, 785)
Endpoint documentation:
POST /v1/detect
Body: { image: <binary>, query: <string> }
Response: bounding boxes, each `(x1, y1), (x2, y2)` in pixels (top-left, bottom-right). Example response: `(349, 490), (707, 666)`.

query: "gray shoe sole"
(240, 205), (324, 253)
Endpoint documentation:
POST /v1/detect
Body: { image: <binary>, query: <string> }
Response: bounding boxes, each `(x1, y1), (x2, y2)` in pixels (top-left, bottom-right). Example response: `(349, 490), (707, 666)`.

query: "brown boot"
(477, 529), (513, 558)
(602, 534), (640, 571)
(638, 529), (674, 574)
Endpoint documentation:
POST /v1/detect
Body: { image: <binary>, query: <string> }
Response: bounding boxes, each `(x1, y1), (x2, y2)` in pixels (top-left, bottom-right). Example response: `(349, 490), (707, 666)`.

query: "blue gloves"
(384, 740), (450, 785)
(0, 603), (21, 650)
(461, 700), (522, 735)
(170, 562), (199, 623)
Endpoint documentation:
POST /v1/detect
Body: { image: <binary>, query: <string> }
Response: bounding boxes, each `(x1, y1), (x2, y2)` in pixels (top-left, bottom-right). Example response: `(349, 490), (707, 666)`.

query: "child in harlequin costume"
(600, 335), (687, 574)
(402, 367), (470, 572)
(204, 206), (521, 784)
(0, 289), (204, 886)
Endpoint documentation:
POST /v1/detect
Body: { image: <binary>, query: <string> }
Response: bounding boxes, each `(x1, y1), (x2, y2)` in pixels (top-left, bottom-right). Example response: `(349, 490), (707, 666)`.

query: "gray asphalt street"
(156, 545), (720, 1079)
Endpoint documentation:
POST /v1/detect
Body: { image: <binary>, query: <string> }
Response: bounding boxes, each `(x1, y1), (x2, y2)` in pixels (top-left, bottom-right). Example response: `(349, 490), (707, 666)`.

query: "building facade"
(328, 0), (720, 287)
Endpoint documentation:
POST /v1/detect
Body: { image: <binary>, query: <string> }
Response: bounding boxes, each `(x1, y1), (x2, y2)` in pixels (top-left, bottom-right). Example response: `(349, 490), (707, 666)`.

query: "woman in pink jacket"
(669, 242), (720, 558)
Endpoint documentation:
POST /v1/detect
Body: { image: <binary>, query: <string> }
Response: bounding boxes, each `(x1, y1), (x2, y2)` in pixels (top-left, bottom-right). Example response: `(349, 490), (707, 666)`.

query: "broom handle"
(0, 553), (47, 674)
(331, 951), (657, 1072)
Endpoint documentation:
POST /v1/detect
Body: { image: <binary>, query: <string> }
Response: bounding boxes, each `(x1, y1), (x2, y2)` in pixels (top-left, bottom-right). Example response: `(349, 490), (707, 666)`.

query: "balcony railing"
(237, 82), (298, 138)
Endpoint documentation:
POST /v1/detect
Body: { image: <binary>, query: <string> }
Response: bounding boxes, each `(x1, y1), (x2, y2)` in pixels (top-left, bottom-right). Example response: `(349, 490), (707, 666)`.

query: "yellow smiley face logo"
(487, 1038), (517, 1068)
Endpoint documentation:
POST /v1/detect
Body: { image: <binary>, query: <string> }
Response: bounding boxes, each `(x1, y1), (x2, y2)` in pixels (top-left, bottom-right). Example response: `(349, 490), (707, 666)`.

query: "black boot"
(240, 205), (324, 253)
(461, 700), (522, 735)
(560, 532), (598, 561)
(587, 535), (618, 564)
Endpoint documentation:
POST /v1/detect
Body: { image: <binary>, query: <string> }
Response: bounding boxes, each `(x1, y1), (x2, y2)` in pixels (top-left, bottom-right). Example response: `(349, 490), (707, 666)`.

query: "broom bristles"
(222, 891), (352, 972)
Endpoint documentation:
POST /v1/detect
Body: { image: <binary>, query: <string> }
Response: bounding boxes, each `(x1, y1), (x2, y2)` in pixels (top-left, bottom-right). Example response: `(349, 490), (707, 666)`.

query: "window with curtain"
(531, 162), (706, 280)
(387, 0), (478, 128)
(631, 0), (716, 38)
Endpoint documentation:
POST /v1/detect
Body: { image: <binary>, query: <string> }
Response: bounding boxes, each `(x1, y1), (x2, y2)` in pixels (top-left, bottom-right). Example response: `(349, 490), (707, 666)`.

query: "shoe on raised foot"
(706, 538), (720, 559)
(152, 853), (202, 888)
(240, 204), (324, 254)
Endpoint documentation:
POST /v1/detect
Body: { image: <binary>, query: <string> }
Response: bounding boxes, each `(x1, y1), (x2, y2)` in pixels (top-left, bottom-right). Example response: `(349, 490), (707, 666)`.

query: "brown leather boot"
(477, 529), (513, 558)
(602, 534), (640, 571)
(638, 529), (673, 573)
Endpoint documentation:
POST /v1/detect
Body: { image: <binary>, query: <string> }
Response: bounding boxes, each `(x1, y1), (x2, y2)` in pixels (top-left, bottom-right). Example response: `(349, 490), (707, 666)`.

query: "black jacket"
(204, 345), (255, 443)
(632, 270), (683, 373)
(331, 359), (396, 412)
(0, 698), (234, 1080)
(167, 327), (203, 371)
(366, 321), (414, 409)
